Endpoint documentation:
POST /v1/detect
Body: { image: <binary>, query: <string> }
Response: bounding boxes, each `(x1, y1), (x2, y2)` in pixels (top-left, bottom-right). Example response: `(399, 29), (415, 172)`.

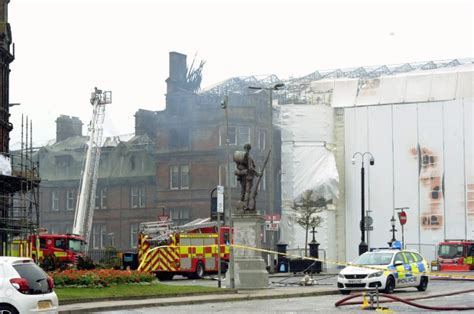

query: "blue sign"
(391, 241), (402, 249)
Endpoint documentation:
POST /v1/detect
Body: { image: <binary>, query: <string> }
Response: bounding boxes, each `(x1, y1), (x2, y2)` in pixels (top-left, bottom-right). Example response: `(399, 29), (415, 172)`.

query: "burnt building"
(148, 52), (280, 226)
(38, 116), (156, 251)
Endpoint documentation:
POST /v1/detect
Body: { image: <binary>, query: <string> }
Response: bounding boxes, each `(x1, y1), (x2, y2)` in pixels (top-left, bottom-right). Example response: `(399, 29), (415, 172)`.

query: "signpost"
(216, 186), (224, 288)
(396, 207), (408, 249)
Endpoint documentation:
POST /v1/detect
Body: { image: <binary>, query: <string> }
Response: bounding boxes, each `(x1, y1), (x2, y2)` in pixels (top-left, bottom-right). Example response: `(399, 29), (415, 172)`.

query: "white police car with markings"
(337, 249), (429, 295)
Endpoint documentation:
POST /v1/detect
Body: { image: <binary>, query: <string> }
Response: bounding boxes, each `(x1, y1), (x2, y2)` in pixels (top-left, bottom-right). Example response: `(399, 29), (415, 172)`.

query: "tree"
(291, 190), (327, 257)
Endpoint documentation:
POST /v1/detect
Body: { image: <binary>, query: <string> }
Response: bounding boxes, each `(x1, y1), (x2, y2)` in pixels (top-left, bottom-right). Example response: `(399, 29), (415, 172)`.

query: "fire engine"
(11, 233), (86, 268)
(432, 239), (474, 271)
(137, 217), (231, 280)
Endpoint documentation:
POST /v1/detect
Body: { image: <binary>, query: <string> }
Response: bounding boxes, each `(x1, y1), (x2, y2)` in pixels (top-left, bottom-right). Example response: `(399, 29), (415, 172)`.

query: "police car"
(337, 249), (429, 295)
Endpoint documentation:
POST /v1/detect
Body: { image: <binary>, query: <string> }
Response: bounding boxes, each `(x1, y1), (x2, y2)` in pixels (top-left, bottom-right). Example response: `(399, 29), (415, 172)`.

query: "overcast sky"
(8, 0), (473, 147)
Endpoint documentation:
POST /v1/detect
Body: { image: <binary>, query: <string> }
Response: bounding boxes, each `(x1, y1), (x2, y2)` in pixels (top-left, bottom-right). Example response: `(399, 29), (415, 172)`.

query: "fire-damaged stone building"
(38, 115), (156, 251)
(38, 52), (281, 251)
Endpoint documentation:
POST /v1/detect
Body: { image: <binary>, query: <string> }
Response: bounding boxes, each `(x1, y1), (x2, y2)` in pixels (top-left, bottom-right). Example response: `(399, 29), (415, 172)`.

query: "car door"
(393, 252), (406, 287)
(403, 252), (418, 287)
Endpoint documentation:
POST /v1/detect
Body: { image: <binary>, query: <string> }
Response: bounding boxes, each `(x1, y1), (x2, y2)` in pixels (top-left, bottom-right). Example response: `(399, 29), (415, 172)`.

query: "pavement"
(58, 278), (339, 313)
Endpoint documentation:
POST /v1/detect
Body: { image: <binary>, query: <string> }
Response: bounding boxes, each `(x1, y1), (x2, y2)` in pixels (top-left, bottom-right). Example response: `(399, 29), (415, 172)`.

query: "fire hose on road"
(335, 288), (474, 311)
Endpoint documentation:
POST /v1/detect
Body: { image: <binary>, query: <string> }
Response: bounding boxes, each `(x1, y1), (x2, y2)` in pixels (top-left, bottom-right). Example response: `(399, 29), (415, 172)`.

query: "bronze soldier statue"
(234, 144), (261, 212)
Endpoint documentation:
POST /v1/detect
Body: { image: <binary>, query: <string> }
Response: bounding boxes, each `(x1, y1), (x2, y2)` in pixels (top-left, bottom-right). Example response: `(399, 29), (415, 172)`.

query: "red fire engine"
(432, 239), (474, 271)
(137, 218), (230, 280)
(12, 233), (86, 267)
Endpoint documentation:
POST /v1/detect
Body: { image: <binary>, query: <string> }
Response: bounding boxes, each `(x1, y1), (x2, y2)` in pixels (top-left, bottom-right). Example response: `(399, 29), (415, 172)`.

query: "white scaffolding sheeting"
(276, 104), (339, 261)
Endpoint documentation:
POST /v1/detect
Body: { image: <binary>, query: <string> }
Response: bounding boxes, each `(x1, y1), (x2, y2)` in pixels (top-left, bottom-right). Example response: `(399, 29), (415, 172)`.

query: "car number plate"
(347, 279), (362, 284)
(37, 300), (52, 310)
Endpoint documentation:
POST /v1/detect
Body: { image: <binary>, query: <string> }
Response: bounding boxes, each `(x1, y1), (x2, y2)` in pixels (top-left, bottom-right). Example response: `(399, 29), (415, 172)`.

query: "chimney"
(166, 52), (187, 94)
(56, 115), (83, 142)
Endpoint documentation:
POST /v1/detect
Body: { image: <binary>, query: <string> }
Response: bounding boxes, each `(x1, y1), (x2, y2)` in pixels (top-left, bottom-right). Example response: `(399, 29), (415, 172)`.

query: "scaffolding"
(0, 115), (40, 256)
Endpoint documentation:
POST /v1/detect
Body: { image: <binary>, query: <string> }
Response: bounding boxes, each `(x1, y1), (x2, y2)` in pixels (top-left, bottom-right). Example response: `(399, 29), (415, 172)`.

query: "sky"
(7, 0), (473, 148)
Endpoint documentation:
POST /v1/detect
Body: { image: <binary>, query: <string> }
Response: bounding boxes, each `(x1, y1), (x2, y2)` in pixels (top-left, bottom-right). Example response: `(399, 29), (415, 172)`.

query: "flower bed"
(51, 269), (156, 287)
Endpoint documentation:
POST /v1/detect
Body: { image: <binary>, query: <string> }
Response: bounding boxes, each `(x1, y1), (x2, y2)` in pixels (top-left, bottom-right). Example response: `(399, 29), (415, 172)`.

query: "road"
(99, 277), (474, 313)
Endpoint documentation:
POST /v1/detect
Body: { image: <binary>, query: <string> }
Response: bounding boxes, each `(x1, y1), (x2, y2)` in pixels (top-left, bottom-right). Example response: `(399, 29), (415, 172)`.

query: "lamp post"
(220, 95), (234, 288)
(388, 216), (397, 247)
(352, 152), (374, 256)
(248, 83), (284, 273)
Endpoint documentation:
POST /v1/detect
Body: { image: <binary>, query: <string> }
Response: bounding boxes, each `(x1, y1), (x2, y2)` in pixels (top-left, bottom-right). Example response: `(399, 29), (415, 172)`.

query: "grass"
(56, 283), (224, 302)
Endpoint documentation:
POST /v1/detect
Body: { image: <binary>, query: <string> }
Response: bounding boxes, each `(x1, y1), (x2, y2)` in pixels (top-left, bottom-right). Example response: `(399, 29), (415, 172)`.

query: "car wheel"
(194, 261), (205, 279)
(339, 290), (351, 295)
(417, 276), (428, 291)
(383, 275), (396, 294)
(0, 304), (19, 314)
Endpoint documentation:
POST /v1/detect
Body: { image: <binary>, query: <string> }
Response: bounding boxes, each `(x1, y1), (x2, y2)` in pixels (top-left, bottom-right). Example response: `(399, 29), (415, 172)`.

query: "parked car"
(0, 256), (58, 314)
(337, 249), (429, 295)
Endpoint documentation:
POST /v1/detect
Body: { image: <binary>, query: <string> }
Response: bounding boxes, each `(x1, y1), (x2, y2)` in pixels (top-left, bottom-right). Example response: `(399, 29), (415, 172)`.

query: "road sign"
(398, 211), (407, 225)
(265, 222), (279, 231)
(364, 216), (373, 227)
(217, 185), (224, 213)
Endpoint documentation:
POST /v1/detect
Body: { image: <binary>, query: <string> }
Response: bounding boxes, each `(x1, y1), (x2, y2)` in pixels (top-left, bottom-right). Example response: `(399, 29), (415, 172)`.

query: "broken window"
(169, 128), (190, 149)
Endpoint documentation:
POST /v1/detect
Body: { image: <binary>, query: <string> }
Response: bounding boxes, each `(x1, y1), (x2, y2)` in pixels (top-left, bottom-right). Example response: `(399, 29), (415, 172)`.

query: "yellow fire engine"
(137, 218), (230, 280)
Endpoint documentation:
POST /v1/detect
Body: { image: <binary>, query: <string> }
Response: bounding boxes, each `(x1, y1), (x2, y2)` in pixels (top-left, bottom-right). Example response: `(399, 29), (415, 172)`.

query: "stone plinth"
(226, 212), (269, 289)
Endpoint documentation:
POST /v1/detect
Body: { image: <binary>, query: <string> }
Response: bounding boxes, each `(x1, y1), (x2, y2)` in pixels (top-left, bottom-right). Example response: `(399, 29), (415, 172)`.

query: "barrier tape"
(137, 244), (474, 280)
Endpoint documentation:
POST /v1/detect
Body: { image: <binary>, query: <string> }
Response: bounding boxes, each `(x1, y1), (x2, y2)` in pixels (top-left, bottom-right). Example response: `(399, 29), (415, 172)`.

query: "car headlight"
(338, 273), (345, 279)
(368, 271), (383, 278)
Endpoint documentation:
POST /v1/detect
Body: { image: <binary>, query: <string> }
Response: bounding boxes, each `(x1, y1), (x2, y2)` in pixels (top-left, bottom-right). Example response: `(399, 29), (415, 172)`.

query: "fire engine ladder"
(72, 87), (112, 249)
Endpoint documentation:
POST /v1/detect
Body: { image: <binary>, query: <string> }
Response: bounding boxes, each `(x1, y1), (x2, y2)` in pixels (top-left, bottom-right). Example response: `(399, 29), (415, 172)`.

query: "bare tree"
(291, 190), (327, 256)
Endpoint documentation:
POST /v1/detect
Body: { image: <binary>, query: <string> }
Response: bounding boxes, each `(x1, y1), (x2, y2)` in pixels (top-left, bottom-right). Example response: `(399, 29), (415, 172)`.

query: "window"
(131, 187), (146, 208)
(54, 239), (66, 250)
(238, 126), (250, 146)
(180, 165), (189, 189)
(92, 224), (107, 250)
(170, 209), (190, 226)
(95, 187), (107, 209)
(228, 127), (237, 145)
(257, 130), (266, 150)
(225, 126), (250, 146)
(170, 165), (190, 190)
(169, 128), (190, 149)
(394, 253), (404, 264)
(66, 189), (76, 210)
(404, 252), (415, 263)
(130, 223), (139, 249)
(51, 190), (59, 211)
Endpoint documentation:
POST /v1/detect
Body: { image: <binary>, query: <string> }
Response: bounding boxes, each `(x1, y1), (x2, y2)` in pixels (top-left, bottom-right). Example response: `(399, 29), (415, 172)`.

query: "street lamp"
(388, 216), (397, 247)
(352, 152), (375, 256)
(220, 95), (234, 288)
(248, 82), (284, 273)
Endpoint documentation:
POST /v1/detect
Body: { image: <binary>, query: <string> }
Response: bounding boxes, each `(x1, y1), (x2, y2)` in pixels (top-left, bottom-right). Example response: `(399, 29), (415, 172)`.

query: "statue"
(233, 144), (270, 212)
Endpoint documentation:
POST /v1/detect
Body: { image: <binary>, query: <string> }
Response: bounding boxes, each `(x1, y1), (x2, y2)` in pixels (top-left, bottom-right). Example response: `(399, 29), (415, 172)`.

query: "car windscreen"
(354, 252), (393, 265)
(438, 244), (463, 258)
(69, 239), (85, 252)
(13, 263), (51, 294)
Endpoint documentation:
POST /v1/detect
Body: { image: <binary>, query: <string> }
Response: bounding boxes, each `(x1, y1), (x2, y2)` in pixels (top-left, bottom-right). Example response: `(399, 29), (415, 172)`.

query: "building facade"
(38, 116), (156, 252)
